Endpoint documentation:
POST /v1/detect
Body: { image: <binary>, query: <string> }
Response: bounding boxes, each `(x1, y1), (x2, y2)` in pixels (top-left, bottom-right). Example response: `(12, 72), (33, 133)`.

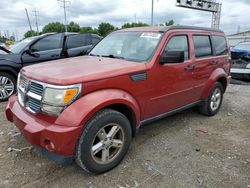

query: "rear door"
(66, 34), (92, 57)
(190, 34), (216, 99)
(21, 34), (63, 66)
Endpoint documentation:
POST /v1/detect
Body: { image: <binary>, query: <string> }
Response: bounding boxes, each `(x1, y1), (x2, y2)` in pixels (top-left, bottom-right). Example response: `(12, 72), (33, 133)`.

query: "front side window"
(31, 34), (62, 52)
(90, 32), (162, 62)
(213, 36), (228, 55)
(193, 35), (212, 58)
(164, 35), (189, 60)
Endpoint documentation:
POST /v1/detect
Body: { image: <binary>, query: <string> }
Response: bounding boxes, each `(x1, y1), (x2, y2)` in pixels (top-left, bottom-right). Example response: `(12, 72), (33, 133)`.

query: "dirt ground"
(0, 84), (249, 188)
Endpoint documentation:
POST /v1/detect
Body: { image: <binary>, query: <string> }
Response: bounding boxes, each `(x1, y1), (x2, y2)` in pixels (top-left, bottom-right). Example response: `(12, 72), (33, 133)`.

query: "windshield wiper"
(89, 53), (100, 57)
(101, 54), (125, 59)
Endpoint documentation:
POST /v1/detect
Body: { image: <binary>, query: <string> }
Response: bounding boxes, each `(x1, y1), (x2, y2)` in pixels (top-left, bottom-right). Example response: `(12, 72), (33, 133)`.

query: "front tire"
(0, 72), (16, 102)
(198, 82), (224, 116)
(75, 109), (132, 174)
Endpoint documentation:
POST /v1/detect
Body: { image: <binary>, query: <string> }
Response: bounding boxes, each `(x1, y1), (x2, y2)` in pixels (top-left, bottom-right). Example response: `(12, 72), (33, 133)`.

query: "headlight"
(246, 63), (250, 69)
(42, 84), (81, 115)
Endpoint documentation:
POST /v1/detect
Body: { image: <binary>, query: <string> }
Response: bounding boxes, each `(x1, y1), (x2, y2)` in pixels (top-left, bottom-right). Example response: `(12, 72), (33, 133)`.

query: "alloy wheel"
(91, 123), (124, 164)
(0, 76), (15, 100)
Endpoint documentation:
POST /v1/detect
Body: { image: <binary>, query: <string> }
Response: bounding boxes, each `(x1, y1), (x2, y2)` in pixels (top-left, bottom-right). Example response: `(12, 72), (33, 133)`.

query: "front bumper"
(231, 68), (250, 79)
(5, 95), (82, 158)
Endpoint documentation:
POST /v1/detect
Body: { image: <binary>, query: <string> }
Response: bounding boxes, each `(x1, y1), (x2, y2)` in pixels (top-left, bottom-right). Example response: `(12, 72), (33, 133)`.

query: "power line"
(58, 0), (71, 32)
(33, 8), (39, 33)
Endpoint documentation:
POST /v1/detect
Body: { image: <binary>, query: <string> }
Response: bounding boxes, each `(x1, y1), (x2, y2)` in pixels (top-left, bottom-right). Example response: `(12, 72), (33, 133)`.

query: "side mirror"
(160, 50), (185, 64)
(25, 49), (40, 58)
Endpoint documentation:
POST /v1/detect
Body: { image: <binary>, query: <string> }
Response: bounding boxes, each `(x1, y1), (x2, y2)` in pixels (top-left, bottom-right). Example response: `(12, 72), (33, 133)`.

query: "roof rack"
(160, 25), (223, 33)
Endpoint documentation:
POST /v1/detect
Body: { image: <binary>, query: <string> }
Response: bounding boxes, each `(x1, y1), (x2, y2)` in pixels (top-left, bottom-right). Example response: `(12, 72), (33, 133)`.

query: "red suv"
(6, 26), (231, 174)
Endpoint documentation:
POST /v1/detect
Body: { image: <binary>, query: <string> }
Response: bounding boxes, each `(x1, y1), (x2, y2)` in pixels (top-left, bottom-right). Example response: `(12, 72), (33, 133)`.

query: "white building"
(227, 30), (250, 47)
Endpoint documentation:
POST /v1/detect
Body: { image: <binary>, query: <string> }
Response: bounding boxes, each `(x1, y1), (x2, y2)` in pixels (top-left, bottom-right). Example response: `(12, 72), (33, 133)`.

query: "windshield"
(90, 32), (162, 62)
(10, 37), (36, 54)
(234, 43), (250, 51)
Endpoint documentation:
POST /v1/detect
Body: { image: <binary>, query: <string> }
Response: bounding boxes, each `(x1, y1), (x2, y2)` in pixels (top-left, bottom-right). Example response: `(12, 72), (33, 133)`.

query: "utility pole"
(58, 0), (71, 32)
(134, 13), (137, 23)
(151, 0), (154, 26)
(33, 8), (39, 33)
(25, 8), (33, 32)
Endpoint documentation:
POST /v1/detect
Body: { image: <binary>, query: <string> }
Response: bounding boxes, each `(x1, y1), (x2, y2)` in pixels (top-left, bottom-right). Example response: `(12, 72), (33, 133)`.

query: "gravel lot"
(0, 84), (249, 188)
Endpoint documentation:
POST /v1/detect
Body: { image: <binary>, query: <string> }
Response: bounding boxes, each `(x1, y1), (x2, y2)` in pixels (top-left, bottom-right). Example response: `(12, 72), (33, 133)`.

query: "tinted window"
(31, 34), (62, 51)
(193, 35), (212, 58)
(213, 36), (227, 55)
(164, 35), (189, 60)
(67, 34), (92, 49)
(92, 37), (101, 46)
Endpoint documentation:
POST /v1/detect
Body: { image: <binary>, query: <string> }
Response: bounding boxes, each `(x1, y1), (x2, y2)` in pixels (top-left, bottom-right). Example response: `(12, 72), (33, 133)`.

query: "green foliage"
(67, 21), (81, 32)
(121, 22), (149, 29)
(165, 20), (174, 26)
(80, 27), (99, 34)
(97, 22), (115, 36)
(42, 22), (65, 33)
(24, 30), (38, 38)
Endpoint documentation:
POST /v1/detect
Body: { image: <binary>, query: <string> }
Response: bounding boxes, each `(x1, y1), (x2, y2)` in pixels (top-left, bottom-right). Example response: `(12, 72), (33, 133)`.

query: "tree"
(98, 22), (115, 36)
(165, 20), (174, 26)
(42, 22), (65, 33)
(80, 27), (99, 34)
(67, 21), (81, 32)
(122, 22), (149, 29)
(24, 30), (38, 38)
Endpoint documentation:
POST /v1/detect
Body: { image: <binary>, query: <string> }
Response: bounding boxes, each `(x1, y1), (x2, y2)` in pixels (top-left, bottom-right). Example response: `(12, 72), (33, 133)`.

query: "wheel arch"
(55, 89), (141, 137)
(201, 68), (228, 100)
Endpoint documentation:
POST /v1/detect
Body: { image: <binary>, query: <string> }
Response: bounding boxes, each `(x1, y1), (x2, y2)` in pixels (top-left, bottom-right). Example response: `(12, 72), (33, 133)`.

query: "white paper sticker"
(140, 33), (161, 39)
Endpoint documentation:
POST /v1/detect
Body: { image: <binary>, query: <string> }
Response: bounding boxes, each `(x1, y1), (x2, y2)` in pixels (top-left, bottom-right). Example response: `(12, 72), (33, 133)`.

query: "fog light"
(246, 63), (250, 69)
(42, 104), (64, 115)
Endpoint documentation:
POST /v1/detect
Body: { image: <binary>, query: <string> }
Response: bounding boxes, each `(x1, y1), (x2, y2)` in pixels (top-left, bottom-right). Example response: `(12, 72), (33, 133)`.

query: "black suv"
(0, 32), (102, 101)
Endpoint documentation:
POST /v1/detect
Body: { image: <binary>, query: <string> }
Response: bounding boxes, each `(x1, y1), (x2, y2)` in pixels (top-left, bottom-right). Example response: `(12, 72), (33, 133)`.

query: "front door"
(144, 34), (197, 119)
(21, 33), (63, 66)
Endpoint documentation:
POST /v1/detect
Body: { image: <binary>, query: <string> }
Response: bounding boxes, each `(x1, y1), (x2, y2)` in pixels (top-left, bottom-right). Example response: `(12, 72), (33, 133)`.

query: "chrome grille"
(30, 81), (44, 96)
(18, 76), (44, 114)
(28, 98), (41, 112)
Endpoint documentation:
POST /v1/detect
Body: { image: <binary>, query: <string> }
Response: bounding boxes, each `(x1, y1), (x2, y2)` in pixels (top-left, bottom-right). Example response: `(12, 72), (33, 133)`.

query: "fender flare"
(201, 68), (228, 100)
(55, 89), (141, 129)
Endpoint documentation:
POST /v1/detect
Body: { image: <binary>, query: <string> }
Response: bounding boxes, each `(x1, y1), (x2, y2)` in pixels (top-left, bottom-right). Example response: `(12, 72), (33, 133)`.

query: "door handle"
(51, 54), (59, 57)
(211, 60), (218, 65)
(184, 64), (196, 71)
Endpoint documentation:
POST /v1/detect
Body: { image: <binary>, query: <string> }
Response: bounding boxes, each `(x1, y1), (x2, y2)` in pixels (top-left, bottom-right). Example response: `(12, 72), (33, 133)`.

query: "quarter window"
(164, 35), (189, 60)
(212, 36), (228, 55)
(193, 35), (212, 58)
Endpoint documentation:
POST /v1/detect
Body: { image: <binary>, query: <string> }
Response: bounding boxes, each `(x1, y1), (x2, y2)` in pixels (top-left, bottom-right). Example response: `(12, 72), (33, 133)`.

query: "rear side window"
(164, 35), (189, 60)
(92, 37), (101, 46)
(193, 35), (212, 58)
(212, 36), (227, 55)
(67, 34), (92, 49)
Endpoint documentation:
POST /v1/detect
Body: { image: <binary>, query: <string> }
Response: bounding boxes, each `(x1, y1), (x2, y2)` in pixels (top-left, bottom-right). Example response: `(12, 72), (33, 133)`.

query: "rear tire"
(75, 109), (132, 174)
(0, 72), (16, 102)
(198, 82), (223, 116)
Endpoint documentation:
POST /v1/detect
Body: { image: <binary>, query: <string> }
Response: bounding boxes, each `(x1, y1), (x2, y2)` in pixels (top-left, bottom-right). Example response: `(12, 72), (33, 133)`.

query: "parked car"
(6, 26), (231, 174)
(0, 32), (102, 101)
(0, 46), (9, 55)
(231, 42), (250, 79)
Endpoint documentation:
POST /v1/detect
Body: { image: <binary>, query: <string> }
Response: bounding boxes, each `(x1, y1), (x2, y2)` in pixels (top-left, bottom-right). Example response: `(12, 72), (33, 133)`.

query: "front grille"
(30, 81), (44, 96)
(28, 98), (41, 112)
(232, 60), (248, 69)
(18, 76), (44, 114)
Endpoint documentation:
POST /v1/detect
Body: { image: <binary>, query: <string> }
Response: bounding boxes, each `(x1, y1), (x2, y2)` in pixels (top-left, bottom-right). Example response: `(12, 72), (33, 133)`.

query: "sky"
(0, 0), (249, 40)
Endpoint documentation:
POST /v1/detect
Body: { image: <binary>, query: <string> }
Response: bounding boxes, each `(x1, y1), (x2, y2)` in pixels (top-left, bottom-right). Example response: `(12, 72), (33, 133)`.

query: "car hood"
(21, 56), (146, 85)
(231, 48), (250, 61)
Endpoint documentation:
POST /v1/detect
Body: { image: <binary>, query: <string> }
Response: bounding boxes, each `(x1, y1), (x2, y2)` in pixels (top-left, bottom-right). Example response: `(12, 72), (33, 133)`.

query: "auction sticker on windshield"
(140, 33), (161, 39)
